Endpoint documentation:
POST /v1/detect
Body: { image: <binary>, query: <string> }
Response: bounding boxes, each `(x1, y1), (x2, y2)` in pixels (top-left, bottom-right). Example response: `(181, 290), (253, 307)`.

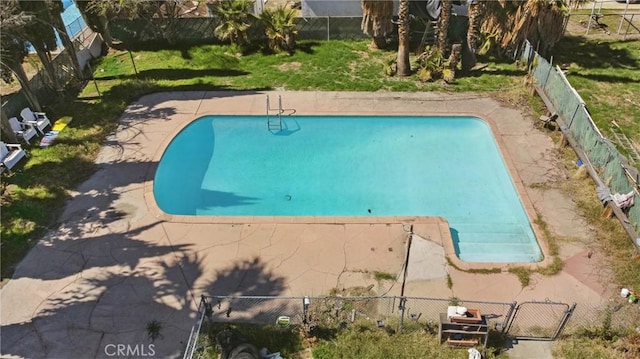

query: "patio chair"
(20, 107), (51, 135)
(0, 141), (27, 173)
(8, 117), (38, 145)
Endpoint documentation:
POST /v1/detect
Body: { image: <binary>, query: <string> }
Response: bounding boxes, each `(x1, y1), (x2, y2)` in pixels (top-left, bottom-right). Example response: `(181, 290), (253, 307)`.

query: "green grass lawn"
(86, 40), (522, 94)
(553, 36), (640, 145)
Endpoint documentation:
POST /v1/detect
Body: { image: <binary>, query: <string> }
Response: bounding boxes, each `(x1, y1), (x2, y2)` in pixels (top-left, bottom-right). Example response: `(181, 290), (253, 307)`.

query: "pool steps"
(452, 223), (543, 262)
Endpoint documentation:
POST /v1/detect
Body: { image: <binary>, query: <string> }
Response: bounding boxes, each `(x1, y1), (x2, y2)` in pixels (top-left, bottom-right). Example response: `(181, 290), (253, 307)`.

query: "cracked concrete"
(1, 91), (617, 358)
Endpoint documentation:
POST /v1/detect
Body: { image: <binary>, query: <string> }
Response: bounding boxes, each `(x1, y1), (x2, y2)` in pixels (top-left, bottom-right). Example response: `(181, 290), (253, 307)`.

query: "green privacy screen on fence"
(520, 40), (639, 237)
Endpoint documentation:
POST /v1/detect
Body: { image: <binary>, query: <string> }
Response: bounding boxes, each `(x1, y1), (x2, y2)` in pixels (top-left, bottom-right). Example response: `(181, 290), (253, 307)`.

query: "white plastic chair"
(8, 117), (38, 145)
(0, 141), (27, 173)
(20, 107), (51, 135)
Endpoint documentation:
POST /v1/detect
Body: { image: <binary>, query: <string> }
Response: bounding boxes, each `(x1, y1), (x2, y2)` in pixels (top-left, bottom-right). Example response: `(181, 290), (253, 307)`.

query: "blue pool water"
(154, 115), (543, 263)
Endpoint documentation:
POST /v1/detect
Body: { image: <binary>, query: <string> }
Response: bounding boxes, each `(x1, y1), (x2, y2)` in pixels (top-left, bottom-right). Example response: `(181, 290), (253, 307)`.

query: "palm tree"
(0, 37), (39, 111)
(212, 0), (254, 47)
(436, 0), (451, 54)
(463, 0), (482, 71)
(260, 5), (298, 53)
(47, 0), (83, 79)
(396, 0), (410, 76)
(0, 0), (41, 135)
(19, 0), (62, 93)
(360, 0), (393, 49)
(514, 0), (567, 57)
(481, 0), (568, 58)
(1, 108), (19, 144)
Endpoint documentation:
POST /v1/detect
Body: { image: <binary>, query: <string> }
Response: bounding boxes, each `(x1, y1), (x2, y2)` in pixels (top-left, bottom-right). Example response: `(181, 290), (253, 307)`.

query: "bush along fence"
(181, 294), (640, 359)
(519, 39), (640, 248)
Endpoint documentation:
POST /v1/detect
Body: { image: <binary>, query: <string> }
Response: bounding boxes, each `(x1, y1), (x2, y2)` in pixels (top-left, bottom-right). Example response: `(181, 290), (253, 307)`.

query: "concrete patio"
(0, 91), (617, 358)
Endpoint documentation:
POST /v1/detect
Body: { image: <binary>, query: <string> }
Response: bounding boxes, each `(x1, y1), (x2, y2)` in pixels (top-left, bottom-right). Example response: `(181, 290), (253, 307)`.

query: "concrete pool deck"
(1, 91), (617, 358)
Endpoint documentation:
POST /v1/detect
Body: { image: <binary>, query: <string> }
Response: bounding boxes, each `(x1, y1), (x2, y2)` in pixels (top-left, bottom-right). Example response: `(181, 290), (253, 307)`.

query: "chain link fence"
(108, 16), (366, 47)
(564, 299), (640, 336)
(183, 295), (210, 359)
(183, 295), (516, 359)
(197, 295), (519, 333)
(401, 297), (516, 332)
(506, 301), (575, 339)
(65, 15), (88, 40)
(183, 295), (640, 358)
(296, 17), (366, 41)
(519, 39), (640, 239)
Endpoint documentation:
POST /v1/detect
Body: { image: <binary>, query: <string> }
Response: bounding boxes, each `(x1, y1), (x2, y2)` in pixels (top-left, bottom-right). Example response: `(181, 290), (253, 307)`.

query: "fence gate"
(505, 301), (576, 340)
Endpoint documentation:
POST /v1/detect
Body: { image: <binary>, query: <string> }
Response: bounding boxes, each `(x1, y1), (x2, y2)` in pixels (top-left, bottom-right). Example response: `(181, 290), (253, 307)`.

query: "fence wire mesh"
(108, 17), (366, 46)
(520, 39), (640, 236)
(183, 296), (209, 359)
(564, 300), (640, 336)
(183, 295), (638, 358)
(202, 296), (519, 329)
(206, 296), (305, 325)
(507, 301), (572, 339)
(204, 295), (402, 330)
(403, 297), (516, 332)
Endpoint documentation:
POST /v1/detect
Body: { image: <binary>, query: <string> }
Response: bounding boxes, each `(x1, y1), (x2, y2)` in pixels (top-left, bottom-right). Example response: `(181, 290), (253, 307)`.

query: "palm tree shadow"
(201, 257), (286, 297)
(1, 251), (207, 358)
(198, 257), (297, 327)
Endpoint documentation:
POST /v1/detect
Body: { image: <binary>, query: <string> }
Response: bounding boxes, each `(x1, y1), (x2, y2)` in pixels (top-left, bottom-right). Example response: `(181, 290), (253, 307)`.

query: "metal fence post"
(398, 296), (407, 331)
(552, 303), (577, 340)
(182, 295), (209, 359)
(542, 60), (553, 90)
(526, 42), (535, 74)
(202, 295), (213, 321)
(327, 16), (330, 41)
(502, 301), (518, 335)
(567, 103), (581, 130)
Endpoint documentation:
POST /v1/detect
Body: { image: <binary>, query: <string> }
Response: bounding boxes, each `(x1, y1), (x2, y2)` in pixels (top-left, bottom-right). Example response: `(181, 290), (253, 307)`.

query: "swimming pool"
(154, 115), (543, 263)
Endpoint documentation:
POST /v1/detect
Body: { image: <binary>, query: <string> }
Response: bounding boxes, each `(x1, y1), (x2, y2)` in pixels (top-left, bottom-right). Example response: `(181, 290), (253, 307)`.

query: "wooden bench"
(446, 338), (479, 347)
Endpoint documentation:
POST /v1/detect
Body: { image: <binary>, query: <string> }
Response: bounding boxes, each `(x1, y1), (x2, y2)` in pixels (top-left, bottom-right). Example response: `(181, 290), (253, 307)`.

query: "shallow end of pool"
(442, 220), (552, 271)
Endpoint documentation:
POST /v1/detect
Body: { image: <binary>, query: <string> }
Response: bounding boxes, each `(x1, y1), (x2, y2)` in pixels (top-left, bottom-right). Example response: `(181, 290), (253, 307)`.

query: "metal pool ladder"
(266, 95), (283, 132)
